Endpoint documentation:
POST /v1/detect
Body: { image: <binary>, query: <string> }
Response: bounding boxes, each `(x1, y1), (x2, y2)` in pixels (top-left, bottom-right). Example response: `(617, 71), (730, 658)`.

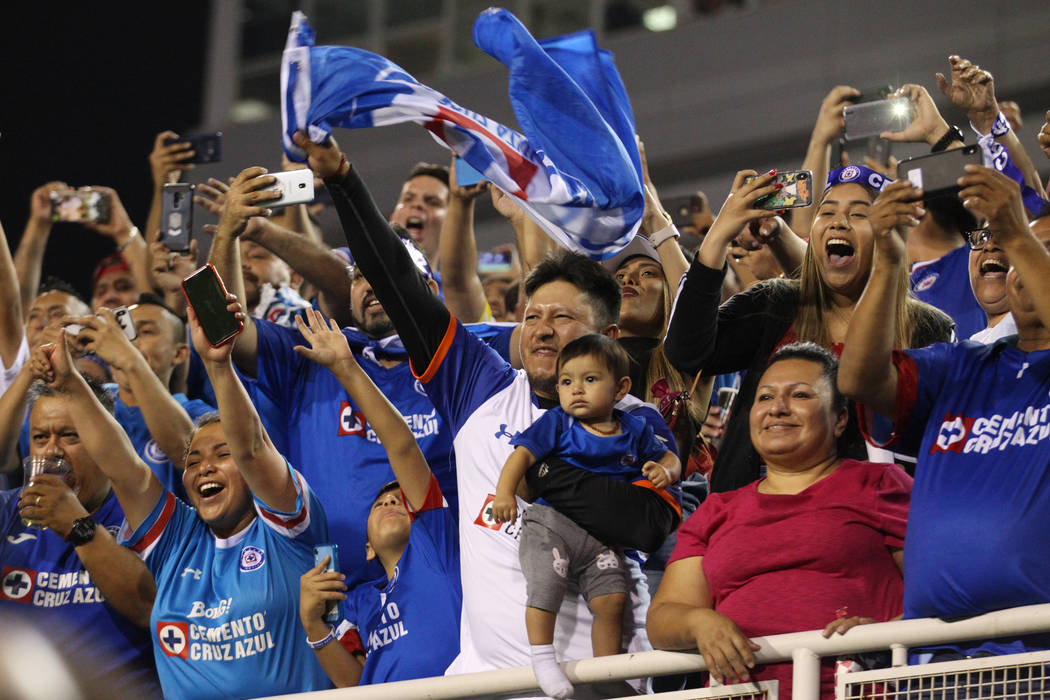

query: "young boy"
(492, 333), (681, 699)
(295, 309), (461, 687)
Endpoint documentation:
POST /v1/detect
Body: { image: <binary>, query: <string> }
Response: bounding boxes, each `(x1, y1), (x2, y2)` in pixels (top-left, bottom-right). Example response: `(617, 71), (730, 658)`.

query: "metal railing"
(261, 603), (1050, 699)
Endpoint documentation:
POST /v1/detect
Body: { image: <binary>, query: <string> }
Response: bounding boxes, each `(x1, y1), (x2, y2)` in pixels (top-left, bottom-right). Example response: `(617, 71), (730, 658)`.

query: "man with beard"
(207, 166), (456, 581)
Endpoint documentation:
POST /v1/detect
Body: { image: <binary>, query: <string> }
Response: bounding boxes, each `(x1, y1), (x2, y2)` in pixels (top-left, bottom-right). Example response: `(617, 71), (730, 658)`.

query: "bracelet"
(649, 223), (681, 249)
(323, 154), (350, 184)
(931, 125), (965, 153)
(306, 625), (336, 650)
(117, 226), (140, 253)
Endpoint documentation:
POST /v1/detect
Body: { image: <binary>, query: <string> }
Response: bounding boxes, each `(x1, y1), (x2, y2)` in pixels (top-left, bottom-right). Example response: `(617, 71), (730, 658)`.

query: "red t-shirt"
(668, 459), (912, 698)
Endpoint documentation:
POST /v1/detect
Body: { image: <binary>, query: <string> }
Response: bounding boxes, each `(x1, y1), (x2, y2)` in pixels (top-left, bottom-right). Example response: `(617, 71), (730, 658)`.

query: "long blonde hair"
(643, 277), (707, 423)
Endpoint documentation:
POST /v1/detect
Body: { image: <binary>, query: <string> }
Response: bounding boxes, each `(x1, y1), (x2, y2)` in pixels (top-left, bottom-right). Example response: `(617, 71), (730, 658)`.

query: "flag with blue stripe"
(281, 9), (643, 260)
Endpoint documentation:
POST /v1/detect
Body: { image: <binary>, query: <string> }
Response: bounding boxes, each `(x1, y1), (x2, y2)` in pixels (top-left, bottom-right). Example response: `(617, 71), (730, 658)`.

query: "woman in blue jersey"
(33, 297), (332, 700)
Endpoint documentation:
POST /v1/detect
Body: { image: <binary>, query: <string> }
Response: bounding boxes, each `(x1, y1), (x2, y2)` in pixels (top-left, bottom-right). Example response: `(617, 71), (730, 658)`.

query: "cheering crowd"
(2, 16), (1050, 699)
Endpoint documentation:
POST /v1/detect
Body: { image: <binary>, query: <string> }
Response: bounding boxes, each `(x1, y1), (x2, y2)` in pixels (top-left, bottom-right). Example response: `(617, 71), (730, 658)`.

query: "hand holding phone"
(162, 183), (194, 252)
(163, 132), (223, 164)
(844, 98), (915, 141)
(744, 170), (813, 210)
(182, 264), (243, 348)
(268, 169), (315, 209)
(896, 145), (982, 197)
(312, 545), (343, 625)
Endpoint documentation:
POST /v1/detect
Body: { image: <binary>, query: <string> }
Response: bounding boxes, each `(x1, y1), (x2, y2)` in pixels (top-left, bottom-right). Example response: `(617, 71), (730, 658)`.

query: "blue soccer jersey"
(910, 246), (984, 340)
(115, 391), (214, 501)
(122, 464), (331, 699)
(254, 319), (456, 580)
(335, 475), (461, 684)
(0, 489), (158, 694)
(871, 340), (1050, 654)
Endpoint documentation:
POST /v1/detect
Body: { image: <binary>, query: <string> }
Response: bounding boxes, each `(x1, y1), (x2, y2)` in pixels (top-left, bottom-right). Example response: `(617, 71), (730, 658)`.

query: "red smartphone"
(181, 264), (243, 347)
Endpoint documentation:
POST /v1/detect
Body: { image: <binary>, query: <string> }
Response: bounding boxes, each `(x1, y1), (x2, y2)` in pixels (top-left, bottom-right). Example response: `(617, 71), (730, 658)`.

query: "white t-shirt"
(0, 335), (29, 400)
(969, 313), (1017, 345)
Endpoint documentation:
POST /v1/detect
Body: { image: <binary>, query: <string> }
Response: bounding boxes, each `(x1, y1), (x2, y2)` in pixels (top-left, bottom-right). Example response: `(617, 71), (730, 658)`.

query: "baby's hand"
(643, 460), (673, 489)
(491, 493), (517, 523)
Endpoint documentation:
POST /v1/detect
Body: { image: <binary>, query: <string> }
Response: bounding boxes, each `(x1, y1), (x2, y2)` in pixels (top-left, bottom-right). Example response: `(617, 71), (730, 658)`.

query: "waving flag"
(281, 8), (643, 260)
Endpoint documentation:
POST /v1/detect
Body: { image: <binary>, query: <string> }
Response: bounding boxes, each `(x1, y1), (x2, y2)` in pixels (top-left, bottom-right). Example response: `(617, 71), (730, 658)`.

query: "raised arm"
(82, 187), (153, 299)
(293, 131), (451, 375)
(637, 138), (690, 289)
(0, 220), (24, 368)
(204, 167), (282, 374)
(0, 364), (33, 472)
(70, 308), (194, 464)
(438, 157), (491, 323)
(30, 333), (163, 530)
(292, 308), (433, 509)
(189, 298), (296, 512)
(14, 182), (65, 315)
(793, 86), (860, 237)
(838, 180), (924, 416)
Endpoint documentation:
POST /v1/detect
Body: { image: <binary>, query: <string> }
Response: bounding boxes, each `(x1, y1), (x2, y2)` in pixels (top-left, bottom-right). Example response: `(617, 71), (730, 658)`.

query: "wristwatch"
(67, 516), (98, 547)
(931, 125), (965, 153)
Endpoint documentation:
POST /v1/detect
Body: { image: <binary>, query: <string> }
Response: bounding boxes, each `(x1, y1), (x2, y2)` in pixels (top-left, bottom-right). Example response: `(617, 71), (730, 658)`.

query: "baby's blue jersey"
(0, 490), (158, 695)
(336, 475), (462, 684)
(122, 464), (331, 699)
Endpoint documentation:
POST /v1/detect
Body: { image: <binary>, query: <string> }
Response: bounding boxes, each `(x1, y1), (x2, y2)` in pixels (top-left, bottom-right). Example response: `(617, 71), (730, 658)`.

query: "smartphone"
(164, 131), (223, 164)
(478, 250), (513, 275)
(112, 306), (137, 341)
(181, 264), (243, 347)
(716, 387), (738, 415)
(844, 98), (915, 141)
(313, 544), (343, 624)
(161, 183), (194, 252)
(454, 157), (486, 187)
(268, 169), (315, 209)
(896, 145), (982, 197)
(50, 190), (111, 224)
(746, 170), (813, 210)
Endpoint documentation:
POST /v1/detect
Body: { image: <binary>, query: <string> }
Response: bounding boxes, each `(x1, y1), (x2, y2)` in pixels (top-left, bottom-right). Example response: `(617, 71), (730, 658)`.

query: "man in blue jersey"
(207, 166), (457, 582)
(841, 168), (1050, 657)
(0, 376), (159, 695)
(293, 131), (680, 693)
(295, 308), (460, 686)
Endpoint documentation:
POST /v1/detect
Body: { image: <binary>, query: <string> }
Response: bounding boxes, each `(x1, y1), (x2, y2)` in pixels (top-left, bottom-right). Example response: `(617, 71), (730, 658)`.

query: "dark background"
(1, 5), (209, 299)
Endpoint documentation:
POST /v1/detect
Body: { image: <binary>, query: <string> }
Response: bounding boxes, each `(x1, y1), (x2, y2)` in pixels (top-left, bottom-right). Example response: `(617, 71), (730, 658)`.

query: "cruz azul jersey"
(0, 490), (157, 693)
(880, 340), (1050, 637)
(336, 475), (461, 684)
(417, 318), (678, 677)
(122, 464), (331, 699)
(909, 246), (984, 340)
(255, 319), (456, 579)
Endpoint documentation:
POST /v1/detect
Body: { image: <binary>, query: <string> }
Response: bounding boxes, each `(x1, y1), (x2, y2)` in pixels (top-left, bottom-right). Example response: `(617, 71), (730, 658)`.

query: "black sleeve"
(665, 256), (786, 377)
(325, 166), (452, 373)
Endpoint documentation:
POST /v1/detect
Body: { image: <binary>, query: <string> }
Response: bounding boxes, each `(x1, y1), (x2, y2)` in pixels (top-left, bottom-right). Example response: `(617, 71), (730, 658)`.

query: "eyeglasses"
(966, 228), (993, 250)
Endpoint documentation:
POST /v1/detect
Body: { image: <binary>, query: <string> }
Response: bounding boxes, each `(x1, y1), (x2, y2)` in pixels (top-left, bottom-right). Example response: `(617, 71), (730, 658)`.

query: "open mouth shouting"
(825, 238), (856, 268)
(198, 480), (225, 503)
(978, 257), (1008, 279)
(403, 216), (425, 239)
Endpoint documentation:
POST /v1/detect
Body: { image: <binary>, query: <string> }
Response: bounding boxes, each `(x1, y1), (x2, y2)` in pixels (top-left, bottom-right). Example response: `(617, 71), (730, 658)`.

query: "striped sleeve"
(254, 464), (318, 540)
(403, 474), (446, 520)
(120, 491), (178, 562)
(335, 619), (365, 655)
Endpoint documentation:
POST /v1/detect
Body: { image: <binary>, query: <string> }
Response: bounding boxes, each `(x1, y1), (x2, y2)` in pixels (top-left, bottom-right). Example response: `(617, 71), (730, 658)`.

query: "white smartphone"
(112, 306), (137, 341)
(268, 169), (315, 209)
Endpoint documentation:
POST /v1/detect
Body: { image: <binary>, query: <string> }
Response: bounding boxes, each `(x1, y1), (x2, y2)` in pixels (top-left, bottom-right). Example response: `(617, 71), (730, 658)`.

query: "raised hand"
(30, 329), (77, 389)
(81, 186), (136, 242)
(812, 85), (861, 146)
(150, 131), (196, 188)
(216, 168), (282, 239)
(957, 165), (1029, 243)
(868, 180), (924, 266)
(187, 294), (245, 362)
(298, 555), (347, 638)
(448, 157), (490, 202)
(292, 131), (347, 181)
(28, 181), (69, 228)
(293, 307), (355, 371)
(65, 308), (139, 371)
(936, 55), (998, 131)
(882, 84), (951, 147)
(149, 230), (199, 294)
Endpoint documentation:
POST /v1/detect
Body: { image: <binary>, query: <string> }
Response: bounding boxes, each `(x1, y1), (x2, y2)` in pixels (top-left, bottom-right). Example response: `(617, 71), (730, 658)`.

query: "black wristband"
(931, 125), (965, 153)
(67, 516), (98, 547)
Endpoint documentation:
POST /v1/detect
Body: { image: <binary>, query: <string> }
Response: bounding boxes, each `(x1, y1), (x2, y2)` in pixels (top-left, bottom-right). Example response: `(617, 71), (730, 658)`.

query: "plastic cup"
(21, 456), (72, 528)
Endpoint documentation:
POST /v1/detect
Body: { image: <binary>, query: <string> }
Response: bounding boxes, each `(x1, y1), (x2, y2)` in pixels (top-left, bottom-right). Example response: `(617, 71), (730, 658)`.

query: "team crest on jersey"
(143, 439), (168, 464)
(1, 567), (35, 602)
(474, 494), (505, 531)
(157, 621), (189, 658)
(338, 401), (367, 437)
(915, 274), (938, 292)
(239, 545), (266, 572)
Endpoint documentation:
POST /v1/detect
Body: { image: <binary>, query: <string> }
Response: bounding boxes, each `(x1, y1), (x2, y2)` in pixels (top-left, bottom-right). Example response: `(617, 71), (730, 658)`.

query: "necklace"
(587, 421), (620, 436)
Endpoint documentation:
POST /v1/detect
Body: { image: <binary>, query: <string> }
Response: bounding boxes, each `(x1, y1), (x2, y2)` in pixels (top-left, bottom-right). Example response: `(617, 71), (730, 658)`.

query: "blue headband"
(825, 165), (890, 193)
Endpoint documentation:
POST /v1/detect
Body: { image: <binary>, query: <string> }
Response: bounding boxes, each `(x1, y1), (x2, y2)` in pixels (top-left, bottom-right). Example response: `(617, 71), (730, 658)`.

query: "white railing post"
(890, 642), (908, 667)
(792, 647), (821, 700)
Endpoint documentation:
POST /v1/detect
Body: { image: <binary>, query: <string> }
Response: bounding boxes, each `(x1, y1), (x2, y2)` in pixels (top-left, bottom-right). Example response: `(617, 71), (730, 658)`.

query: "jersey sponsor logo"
(474, 494), (504, 531)
(143, 438), (168, 464)
(338, 402), (367, 436)
(187, 612), (275, 662)
(239, 546), (266, 572)
(21, 569), (105, 607)
(915, 273), (938, 292)
(189, 597), (233, 619)
(368, 601), (408, 651)
(413, 379), (427, 396)
(181, 568), (203, 580)
(493, 423), (517, 442)
(158, 621), (190, 658)
(930, 406), (1050, 455)
(1, 567), (35, 602)
(6, 533), (36, 545)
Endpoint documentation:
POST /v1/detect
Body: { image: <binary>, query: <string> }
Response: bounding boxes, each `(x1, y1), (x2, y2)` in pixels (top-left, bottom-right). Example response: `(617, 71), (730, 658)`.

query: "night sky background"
(2, 5), (209, 299)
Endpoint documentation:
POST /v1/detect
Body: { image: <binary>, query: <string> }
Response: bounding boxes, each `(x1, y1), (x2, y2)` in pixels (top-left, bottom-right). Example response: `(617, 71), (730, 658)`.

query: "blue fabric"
(281, 9), (643, 260)
(122, 467), (331, 699)
(253, 319), (457, 581)
(344, 503), (461, 684)
(897, 340), (1050, 654)
(909, 245), (983, 340)
(0, 490), (159, 695)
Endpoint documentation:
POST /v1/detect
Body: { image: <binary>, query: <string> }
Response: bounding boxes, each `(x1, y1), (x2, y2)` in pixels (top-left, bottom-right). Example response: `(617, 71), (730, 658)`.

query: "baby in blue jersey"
(493, 333), (681, 699)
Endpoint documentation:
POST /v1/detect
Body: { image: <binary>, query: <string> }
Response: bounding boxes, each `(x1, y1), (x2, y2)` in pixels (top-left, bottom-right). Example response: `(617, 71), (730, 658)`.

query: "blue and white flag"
(281, 8), (643, 260)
